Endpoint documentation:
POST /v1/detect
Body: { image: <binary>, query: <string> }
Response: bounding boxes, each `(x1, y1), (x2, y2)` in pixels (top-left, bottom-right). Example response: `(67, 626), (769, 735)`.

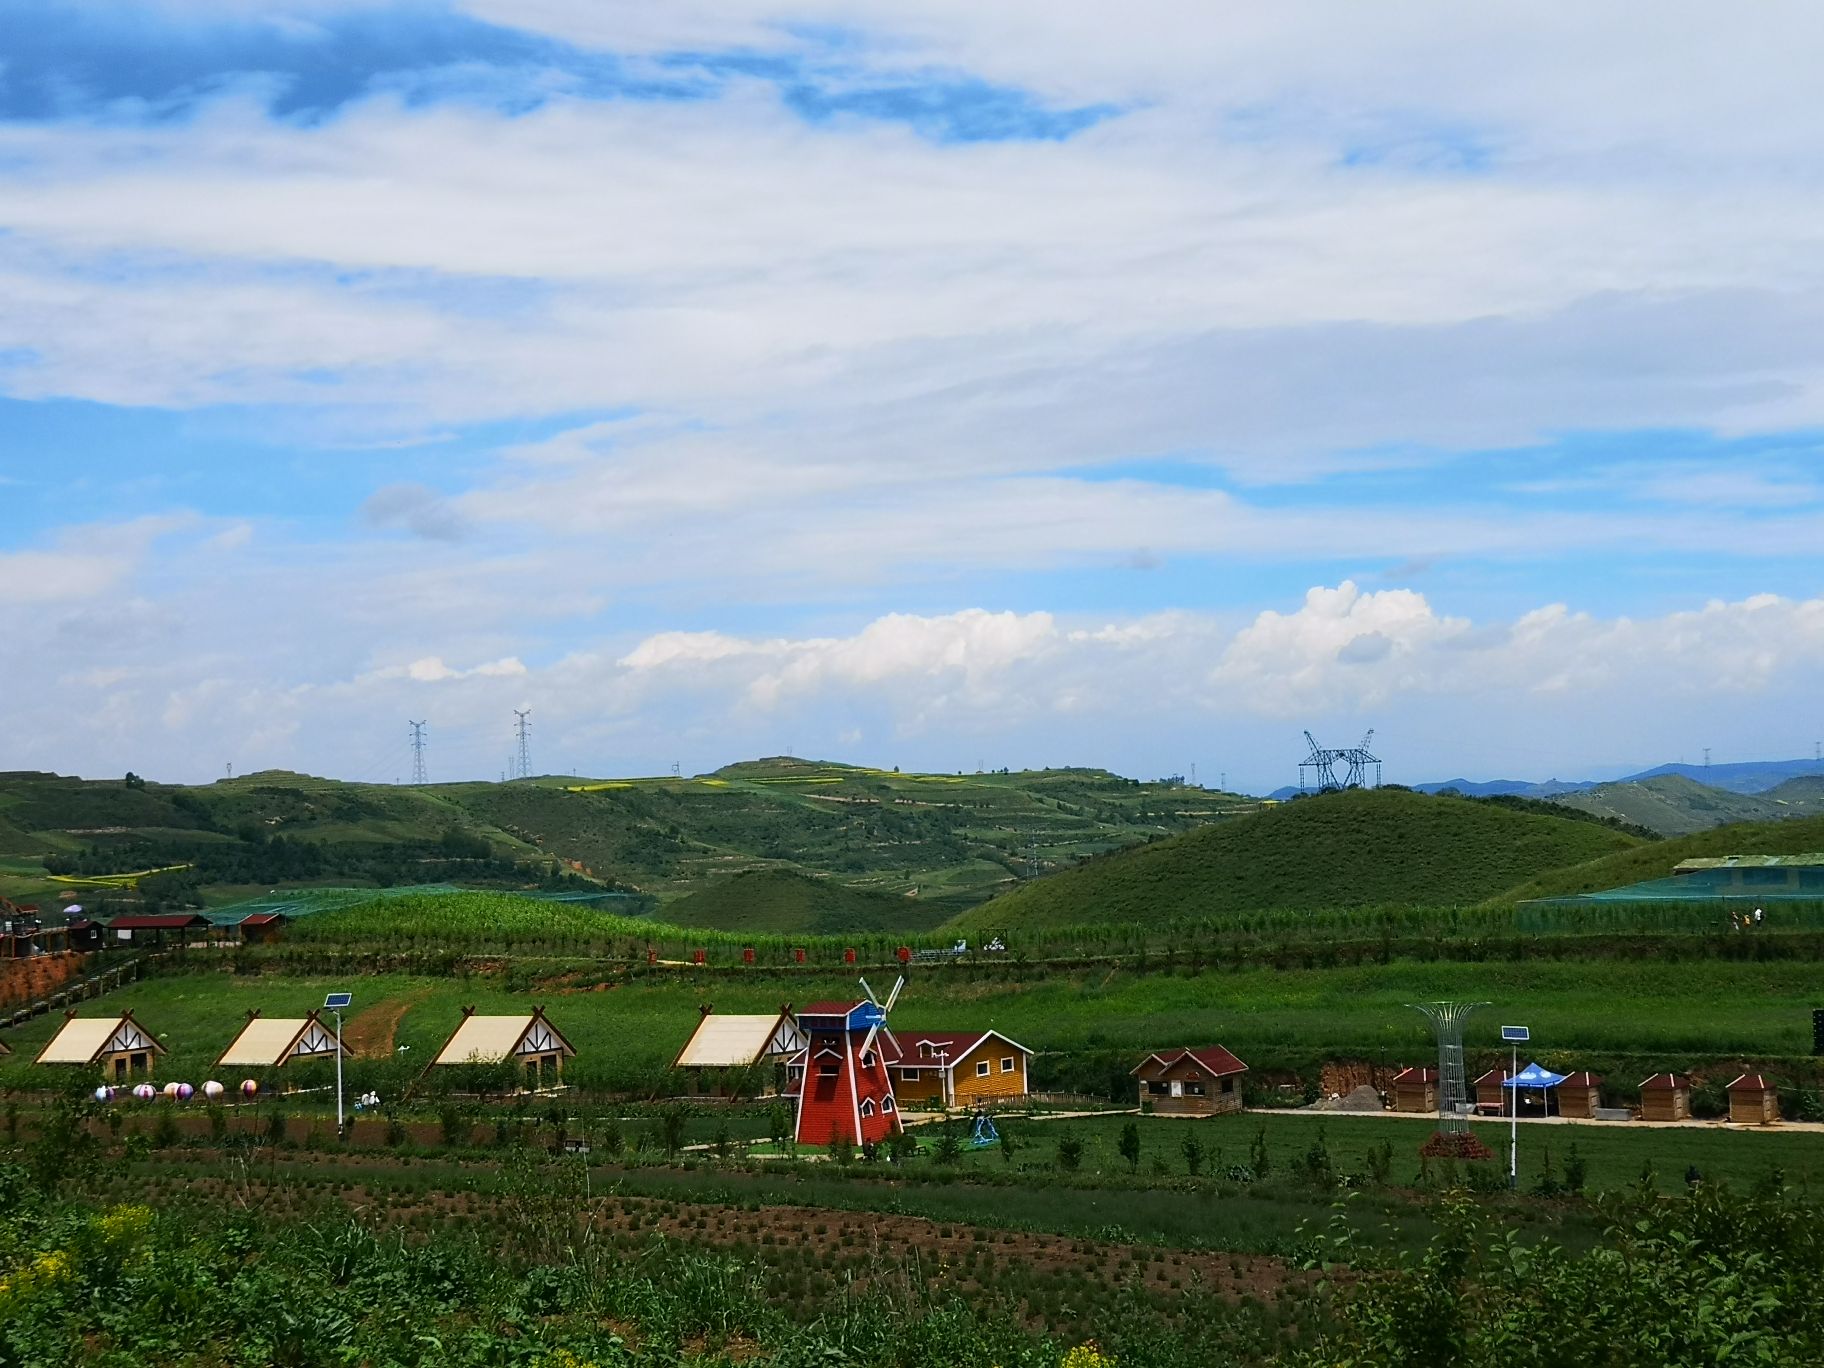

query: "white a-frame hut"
(432, 1005), (573, 1087)
(217, 1009), (350, 1071)
(36, 1010), (166, 1080)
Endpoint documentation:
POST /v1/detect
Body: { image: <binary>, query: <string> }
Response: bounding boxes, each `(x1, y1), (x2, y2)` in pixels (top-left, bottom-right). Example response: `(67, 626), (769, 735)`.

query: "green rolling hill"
(660, 868), (946, 935)
(0, 759), (1249, 924)
(948, 788), (1645, 933)
(1489, 812), (1824, 905)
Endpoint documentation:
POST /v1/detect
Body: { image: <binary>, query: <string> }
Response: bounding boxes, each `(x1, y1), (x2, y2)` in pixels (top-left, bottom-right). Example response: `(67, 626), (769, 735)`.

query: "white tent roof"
(219, 1017), (310, 1067)
(217, 1015), (344, 1068)
(435, 1014), (531, 1065)
(674, 1013), (795, 1068)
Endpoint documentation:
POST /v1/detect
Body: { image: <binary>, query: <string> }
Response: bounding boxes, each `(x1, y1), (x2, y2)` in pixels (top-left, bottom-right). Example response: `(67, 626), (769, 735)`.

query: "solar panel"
(1500, 1025), (1529, 1042)
(324, 992), (353, 1010)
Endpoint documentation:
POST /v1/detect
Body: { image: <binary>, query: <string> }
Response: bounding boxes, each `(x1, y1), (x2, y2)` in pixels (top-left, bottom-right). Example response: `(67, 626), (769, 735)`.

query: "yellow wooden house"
(879, 1030), (1032, 1109)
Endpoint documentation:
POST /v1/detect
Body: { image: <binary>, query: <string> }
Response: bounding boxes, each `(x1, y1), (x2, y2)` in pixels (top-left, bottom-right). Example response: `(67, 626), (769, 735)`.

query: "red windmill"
(791, 977), (904, 1149)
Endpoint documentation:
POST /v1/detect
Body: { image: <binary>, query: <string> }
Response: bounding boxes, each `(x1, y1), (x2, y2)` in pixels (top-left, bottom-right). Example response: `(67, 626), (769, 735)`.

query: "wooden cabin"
(671, 1006), (806, 1095)
(1391, 1066), (1438, 1114)
(1557, 1071), (1603, 1119)
(216, 1009), (350, 1072)
(1473, 1067), (1511, 1114)
(1638, 1073), (1692, 1122)
(235, 913), (287, 945)
(1727, 1073), (1780, 1126)
(888, 1030), (1035, 1109)
(1130, 1046), (1248, 1116)
(432, 1005), (574, 1087)
(35, 1010), (166, 1080)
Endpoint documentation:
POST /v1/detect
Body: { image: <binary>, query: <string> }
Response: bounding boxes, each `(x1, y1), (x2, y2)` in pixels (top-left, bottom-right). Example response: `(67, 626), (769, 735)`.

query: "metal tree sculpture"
(1409, 1000), (1493, 1160)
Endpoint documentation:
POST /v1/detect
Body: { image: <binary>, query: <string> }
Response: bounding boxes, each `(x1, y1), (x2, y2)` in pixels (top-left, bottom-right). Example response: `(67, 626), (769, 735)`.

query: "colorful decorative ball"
(173, 1083), (194, 1101)
(239, 1079), (259, 1097)
(93, 1086), (113, 1103)
(161, 1082), (181, 1099)
(132, 1083), (157, 1101)
(202, 1080), (224, 1100)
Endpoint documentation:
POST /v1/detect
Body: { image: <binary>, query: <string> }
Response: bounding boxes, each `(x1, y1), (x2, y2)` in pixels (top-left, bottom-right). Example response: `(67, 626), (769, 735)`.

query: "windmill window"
(1000, 1056), (1015, 1073)
(881, 1097), (895, 1113)
(861, 1051), (877, 1068)
(819, 1063), (839, 1077)
(975, 1061), (991, 1078)
(860, 1099), (876, 1118)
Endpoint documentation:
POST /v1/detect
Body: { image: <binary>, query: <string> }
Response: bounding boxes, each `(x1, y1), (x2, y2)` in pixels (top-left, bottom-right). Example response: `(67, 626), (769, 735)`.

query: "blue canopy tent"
(1502, 1062), (1568, 1117)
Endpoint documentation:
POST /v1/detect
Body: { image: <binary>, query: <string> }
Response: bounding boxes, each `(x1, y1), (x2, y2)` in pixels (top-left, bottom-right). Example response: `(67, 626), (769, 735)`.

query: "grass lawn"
(7, 956), (1824, 1096)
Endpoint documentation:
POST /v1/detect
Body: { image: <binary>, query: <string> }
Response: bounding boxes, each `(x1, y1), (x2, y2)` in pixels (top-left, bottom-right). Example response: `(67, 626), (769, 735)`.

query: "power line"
(514, 709), (532, 780)
(408, 721), (427, 786)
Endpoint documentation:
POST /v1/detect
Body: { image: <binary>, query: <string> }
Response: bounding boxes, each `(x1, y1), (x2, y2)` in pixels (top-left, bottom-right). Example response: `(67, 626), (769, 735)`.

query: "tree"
(1118, 1120), (1141, 1174)
(1180, 1130), (1205, 1177)
(935, 1119), (964, 1165)
(659, 1105), (687, 1158)
(1056, 1133), (1083, 1172)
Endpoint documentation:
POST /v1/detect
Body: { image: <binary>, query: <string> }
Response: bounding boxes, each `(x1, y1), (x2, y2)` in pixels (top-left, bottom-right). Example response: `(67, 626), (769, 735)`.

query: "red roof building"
(1131, 1045), (1249, 1115)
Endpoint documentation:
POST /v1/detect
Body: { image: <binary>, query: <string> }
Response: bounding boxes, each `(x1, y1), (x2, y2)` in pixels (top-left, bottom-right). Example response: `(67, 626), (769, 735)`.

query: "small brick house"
(1392, 1066), (1438, 1114)
(1727, 1073), (1779, 1126)
(1131, 1046), (1249, 1116)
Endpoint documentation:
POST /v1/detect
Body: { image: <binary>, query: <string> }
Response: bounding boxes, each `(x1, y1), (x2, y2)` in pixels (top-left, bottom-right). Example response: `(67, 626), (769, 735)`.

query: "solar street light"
(1501, 1026), (1529, 1189)
(325, 992), (352, 1133)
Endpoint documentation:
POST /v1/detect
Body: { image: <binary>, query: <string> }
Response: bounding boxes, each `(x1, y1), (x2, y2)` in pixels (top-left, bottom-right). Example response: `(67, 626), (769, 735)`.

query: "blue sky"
(4, 2), (1824, 790)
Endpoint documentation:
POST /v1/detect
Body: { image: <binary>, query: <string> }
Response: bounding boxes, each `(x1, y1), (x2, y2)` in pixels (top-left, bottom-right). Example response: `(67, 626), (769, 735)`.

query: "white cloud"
(379, 655), (529, 683)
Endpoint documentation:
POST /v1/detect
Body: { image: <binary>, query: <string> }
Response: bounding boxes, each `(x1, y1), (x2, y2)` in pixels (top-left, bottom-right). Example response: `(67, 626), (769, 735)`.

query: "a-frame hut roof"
(433, 1005), (574, 1066)
(217, 1010), (349, 1068)
(672, 1007), (805, 1069)
(0, 1036), (11, 1056)
(35, 1011), (166, 1065)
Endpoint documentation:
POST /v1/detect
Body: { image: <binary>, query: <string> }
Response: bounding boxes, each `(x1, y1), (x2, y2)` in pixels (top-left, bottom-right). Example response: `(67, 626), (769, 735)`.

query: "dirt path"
(342, 991), (426, 1058)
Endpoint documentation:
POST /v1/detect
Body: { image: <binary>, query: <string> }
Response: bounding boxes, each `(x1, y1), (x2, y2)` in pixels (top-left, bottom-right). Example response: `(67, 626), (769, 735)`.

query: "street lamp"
(325, 992), (352, 1134)
(1501, 1024), (1529, 1190)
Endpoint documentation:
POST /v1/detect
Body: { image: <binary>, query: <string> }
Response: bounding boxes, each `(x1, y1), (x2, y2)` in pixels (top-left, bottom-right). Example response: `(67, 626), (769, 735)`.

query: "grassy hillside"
(1551, 773), (1824, 836)
(0, 759), (1250, 924)
(949, 788), (1642, 932)
(661, 868), (946, 935)
(1490, 812), (1824, 904)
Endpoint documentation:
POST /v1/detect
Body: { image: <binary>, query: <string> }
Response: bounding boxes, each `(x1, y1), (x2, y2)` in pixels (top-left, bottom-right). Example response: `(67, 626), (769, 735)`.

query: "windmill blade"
(879, 1026), (901, 1059)
(857, 976), (879, 1007)
(884, 976), (905, 1012)
(858, 1019), (884, 1059)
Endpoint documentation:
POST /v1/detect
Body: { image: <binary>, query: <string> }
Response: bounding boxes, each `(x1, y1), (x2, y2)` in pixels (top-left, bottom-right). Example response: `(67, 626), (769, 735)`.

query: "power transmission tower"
(514, 709), (532, 780)
(1703, 747), (1711, 772)
(408, 721), (427, 786)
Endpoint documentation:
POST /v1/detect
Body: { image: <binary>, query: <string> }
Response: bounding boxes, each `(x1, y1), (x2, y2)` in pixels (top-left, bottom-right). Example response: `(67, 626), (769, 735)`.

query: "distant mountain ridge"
(1268, 756), (1824, 802)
